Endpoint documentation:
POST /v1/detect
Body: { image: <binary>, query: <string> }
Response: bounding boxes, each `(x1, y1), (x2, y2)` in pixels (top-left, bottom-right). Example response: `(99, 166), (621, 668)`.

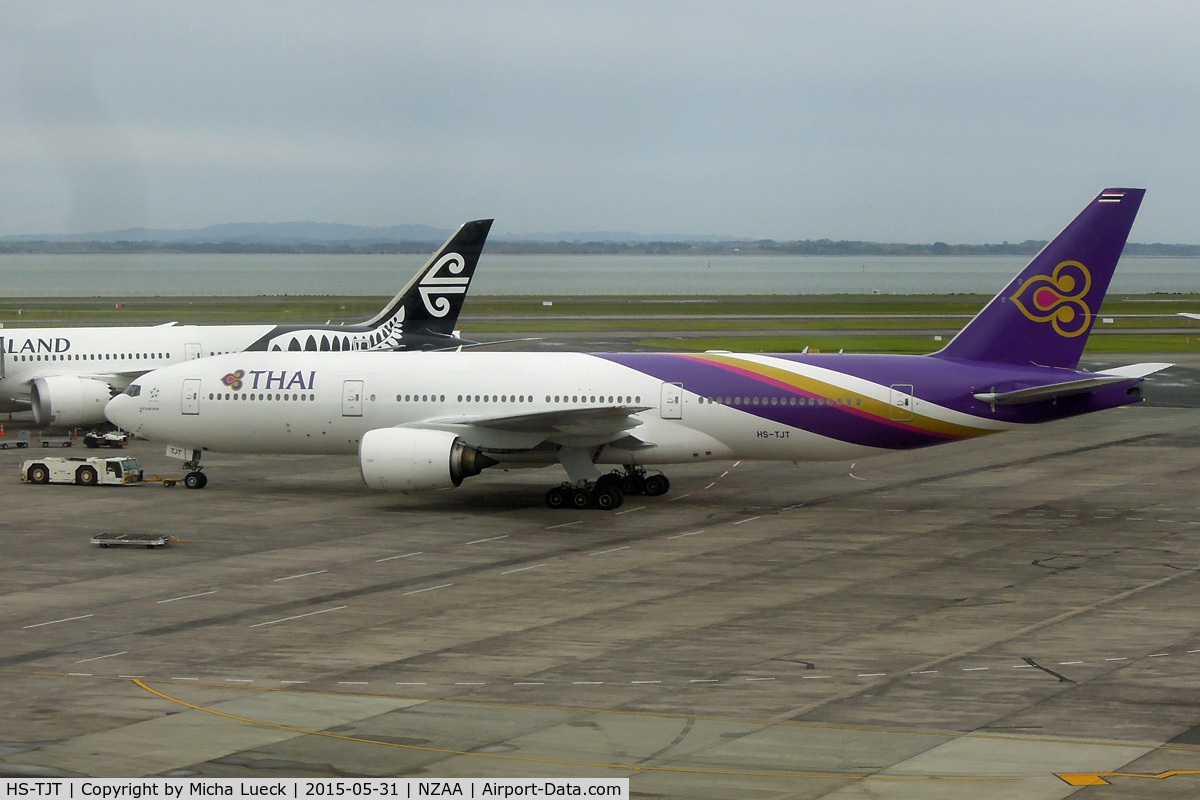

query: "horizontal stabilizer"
(972, 370), (1161, 406)
(1098, 362), (1172, 379)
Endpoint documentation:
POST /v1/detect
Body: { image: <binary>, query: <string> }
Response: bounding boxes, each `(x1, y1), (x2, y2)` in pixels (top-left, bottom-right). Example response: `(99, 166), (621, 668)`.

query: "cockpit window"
(124, 384), (141, 397)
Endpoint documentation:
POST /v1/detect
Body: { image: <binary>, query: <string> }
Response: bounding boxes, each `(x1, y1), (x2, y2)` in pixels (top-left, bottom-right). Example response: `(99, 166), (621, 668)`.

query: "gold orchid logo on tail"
(1010, 260), (1093, 338)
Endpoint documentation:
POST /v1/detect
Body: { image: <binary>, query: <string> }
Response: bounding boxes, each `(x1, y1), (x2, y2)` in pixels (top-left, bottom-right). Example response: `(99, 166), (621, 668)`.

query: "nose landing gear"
(182, 449), (208, 489)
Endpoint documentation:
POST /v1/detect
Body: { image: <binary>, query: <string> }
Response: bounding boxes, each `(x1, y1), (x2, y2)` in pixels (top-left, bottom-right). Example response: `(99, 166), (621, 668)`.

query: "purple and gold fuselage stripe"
(685, 354), (993, 440)
(597, 353), (997, 451)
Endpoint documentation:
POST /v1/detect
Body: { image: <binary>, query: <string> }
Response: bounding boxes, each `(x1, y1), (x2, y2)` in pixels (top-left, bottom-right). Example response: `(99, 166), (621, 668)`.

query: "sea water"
(0, 253), (1196, 297)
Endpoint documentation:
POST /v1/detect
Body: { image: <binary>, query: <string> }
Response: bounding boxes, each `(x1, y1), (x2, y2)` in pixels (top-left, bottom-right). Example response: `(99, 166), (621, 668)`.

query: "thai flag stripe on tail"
(1099, 191), (1125, 203)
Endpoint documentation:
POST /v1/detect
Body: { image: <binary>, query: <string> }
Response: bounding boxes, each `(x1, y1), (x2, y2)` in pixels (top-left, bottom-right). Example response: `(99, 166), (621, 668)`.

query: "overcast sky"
(2, 1), (1197, 242)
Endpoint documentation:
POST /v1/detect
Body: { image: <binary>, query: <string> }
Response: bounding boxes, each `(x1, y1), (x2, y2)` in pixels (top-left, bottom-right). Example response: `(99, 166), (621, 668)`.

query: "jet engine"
(359, 428), (496, 491)
(30, 376), (115, 427)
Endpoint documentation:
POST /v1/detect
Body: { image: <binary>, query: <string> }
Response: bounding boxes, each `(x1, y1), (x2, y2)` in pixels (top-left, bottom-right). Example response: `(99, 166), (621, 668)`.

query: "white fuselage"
(0, 324), (274, 409)
(106, 350), (1015, 472)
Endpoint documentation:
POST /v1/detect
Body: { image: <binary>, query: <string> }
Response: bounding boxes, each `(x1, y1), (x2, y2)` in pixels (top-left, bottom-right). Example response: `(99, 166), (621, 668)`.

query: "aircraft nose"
(105, 393), (133, 429)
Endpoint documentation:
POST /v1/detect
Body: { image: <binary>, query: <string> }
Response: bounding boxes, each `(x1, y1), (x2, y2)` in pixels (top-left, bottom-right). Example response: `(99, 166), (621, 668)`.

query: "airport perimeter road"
(3, 391), (1200, 796)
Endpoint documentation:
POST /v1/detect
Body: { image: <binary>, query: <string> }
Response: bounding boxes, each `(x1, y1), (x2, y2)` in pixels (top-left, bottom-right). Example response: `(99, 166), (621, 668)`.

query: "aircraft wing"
(20, 370), (145, 386)
(405, 405), (653, 449)
(972, 363), (1171, 406)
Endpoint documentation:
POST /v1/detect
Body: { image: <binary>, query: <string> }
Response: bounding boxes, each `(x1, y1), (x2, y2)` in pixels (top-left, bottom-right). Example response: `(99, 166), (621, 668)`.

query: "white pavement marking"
(547, 521), (583, 530)
(455, 682), (485, 686)
(249, 606), (346, 628)
(667, 530), (704, 539)
(376, 552), (422, 562)
(590, 546), (630, 556)
(74, 651), (127, 664)
(801, 675), (831, 680)
(274, 570), (328, 582)
(745, 677), (775, 682)
(225, 679), (253, 683)
(963, 667), (990, 671)
(158, 590), (218, 604)
(689, 679), (719, 683)
(1148, 653), (1170, 658)
(514, 682), (544, 685)
(1105, 657), (1128, 661)
(615, 506), (644, 515)
(68, 673), (92, 677)
(573, 681), (604, 685)
(23, 614), (93, 629)
(857, 673), (886, 678)
(396, 682), (427, 686)
(402, 583), (452, 596)
(280, 681), (309, 685)
(911, 670), (938, 675)
(1058, 661), (1084, 665)
(631, 680), (661, 684)
(501, 564), (546, 575)
(667, 493), (692, 501)
(465, 535), (508, 545)
(733, 516), (761, 525)
(172, 677), (199, 681)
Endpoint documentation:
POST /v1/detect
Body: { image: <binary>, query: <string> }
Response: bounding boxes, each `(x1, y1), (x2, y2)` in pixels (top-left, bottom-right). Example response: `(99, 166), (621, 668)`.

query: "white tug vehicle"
(21, 456), (142, 486)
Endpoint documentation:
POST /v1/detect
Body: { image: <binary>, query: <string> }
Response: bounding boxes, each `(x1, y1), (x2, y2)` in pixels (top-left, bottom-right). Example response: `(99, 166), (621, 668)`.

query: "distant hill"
(0, 222), (1196, 256)
(0, 221), (453, 245)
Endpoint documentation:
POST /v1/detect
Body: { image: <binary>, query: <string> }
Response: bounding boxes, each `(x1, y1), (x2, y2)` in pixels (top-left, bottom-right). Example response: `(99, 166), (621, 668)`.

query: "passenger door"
(660, 382), (683, 420)
(342, 380), (364, 417)
(182, 379), (201, 415)
(185, 343), (203, 361)
(889, 384), (915, 422)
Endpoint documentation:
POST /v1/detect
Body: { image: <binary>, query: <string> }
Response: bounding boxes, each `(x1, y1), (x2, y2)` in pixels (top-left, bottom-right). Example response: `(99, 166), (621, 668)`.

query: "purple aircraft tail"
(934, 188), (1144, 368)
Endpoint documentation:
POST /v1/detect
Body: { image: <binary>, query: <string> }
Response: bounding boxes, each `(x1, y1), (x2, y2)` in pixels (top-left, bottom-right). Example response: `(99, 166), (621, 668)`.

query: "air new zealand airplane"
(0, 219), (493, 427)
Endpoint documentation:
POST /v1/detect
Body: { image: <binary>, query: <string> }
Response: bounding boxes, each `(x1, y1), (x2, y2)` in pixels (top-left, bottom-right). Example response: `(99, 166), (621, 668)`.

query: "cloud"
(1, 1), (1198, 241)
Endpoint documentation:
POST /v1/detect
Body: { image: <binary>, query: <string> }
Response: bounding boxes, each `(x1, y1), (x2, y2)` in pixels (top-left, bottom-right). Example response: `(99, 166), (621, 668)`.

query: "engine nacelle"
(359, 427), (496, 491)
(30, 376), (115, 427)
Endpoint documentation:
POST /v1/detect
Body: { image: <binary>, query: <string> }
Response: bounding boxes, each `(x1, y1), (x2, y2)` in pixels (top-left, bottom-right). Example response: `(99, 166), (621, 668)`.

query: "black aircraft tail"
(360, 219), (493, 337)
(246, 219), (493, 353)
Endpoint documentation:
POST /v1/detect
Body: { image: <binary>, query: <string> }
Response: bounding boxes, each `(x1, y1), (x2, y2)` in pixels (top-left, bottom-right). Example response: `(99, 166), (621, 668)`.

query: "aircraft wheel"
(620, 474), (646, 495)
(184, 471), (206, 490)
(570, 489), (592, 509)
(596, 472), (622, 492)
(591, 486), (623, 511)
(545, 485), (569, 509)
(643, 474), (670, 497)
(76, 466), (98, 486)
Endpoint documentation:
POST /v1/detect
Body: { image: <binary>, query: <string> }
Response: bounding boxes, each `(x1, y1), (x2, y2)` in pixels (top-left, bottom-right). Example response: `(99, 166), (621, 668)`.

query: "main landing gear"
(542, 466), (671, 510)
(545, 482), (624, 511)
(182, 449), (208, 490)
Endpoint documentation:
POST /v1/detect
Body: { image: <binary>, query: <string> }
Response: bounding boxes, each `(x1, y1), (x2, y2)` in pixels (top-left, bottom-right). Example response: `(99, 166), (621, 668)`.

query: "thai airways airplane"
(106, 189), (1166, 506)
(2, 220), (492, 427)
